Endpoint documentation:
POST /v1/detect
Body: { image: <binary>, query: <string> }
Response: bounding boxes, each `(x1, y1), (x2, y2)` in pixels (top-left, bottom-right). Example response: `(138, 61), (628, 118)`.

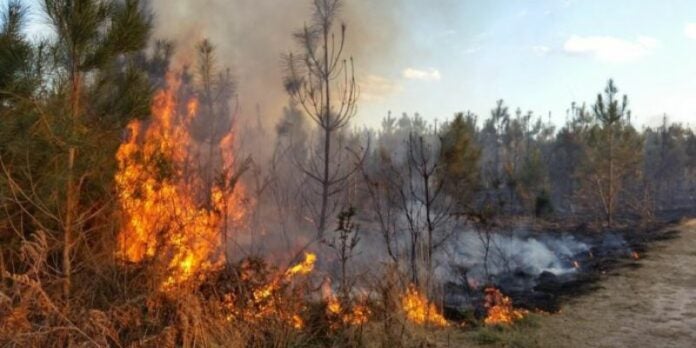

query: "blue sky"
(356, 0), (696, 129)
(11, 0), (696, 129)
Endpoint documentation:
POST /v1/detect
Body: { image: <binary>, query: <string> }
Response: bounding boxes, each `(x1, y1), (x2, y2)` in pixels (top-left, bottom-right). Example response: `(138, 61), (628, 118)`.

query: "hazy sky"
(13, 0), (696, 129)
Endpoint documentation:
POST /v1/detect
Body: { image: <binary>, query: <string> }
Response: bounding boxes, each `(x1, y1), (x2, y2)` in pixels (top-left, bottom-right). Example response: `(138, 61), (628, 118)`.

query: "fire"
(253, 252), (317, 303)
(115, 73), (245, 291)
(225, 253), (317, 329)
(325, 291), (371, 327)
(484, 287), (528, 325)
(286, 252), (317, 276)
(401, 284), (449, 327)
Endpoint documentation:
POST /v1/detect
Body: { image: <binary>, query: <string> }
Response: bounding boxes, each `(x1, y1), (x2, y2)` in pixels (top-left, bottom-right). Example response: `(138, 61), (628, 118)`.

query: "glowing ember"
(484, 287), (528, 325)
(631, 251), (640, 260)
(401, 284), (449, 327)
(327, 295), (342, 315)
(115, 73), (245, 291)
(291, 315), (304, 329)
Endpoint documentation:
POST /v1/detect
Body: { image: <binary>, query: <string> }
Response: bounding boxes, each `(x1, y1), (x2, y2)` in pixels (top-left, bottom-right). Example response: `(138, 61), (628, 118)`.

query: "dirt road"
(530, 219), (696, 347)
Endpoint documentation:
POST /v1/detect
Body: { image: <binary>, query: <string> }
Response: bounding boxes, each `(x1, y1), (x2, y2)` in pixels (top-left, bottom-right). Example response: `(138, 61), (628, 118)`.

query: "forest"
(1, 0), (695, 347)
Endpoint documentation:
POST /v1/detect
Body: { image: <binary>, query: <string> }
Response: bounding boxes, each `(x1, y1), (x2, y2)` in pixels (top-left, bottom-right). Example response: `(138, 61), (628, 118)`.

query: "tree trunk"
(64, 55), (80, 303)
(318, 125), (331, 237)
(410, 230), (418, 285)
(317, 21), (332, 238)
(63, 148), (75, 301)
(607, 126), (614, 228)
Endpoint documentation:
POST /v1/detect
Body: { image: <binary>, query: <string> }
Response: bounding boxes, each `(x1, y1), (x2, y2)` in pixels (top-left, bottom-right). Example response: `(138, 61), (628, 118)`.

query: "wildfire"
(253, 252), (317, 303)
(115, 73), (245, 291)
(401, 284), (449, 327)
(225, 253), (317, 329)
(484, 287), (528, 325)
(286, 252), (317, 277)
(325, 292), (371, 328)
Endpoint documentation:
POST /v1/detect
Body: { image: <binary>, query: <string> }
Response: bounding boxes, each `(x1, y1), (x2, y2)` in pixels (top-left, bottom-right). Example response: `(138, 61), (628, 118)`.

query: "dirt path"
(529, 219), (696, 347)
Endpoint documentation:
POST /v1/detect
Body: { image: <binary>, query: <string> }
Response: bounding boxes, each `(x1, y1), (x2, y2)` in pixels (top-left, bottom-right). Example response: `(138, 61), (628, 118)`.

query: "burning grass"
(325, 294), (372, 328)
(401, 284), (449, 327)
(484, 287), (529, 326)
(221, 252), (316, 329)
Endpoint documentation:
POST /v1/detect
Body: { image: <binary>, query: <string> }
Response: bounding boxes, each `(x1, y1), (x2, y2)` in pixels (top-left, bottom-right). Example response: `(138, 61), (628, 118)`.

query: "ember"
(484, 287), (528, 325)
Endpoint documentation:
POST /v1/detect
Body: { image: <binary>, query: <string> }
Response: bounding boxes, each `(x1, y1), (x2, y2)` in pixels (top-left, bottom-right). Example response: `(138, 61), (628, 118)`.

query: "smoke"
(147, 0), (404, 135)
(143, 1), (624, 291)
(439, 231), (591, 284)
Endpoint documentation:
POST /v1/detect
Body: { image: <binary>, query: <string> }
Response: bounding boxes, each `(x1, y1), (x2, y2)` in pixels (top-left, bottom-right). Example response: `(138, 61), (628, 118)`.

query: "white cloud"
(684, 23), (696, 40)
(402, 67), (441, 81)
(563, 35), (658, 63)
(532, 45), (551, 56)
(359, 74), (401, 102)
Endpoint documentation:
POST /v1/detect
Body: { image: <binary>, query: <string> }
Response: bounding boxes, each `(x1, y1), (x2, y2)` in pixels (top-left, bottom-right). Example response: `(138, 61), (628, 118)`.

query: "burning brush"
(401, 284), (449, 327)
(115, 73), (247, 291)
(222, 252), (317, 329)
(484, 287), (528, 325)
(325, 295), (371, 328)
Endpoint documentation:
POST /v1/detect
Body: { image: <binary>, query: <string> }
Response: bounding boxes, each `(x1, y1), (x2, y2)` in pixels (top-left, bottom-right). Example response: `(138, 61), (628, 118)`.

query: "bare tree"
(357, 150), (400, 264)
(368, 128), (455, 288)
(193, 39), (237, 208)
(324, 207), (360, 301)
(404, 133), (455, 289)
(283, 0), (358, 237)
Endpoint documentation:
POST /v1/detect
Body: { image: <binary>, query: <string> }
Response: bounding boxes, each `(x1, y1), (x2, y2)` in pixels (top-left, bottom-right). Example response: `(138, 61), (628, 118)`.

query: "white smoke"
(438, 230), (590, 284)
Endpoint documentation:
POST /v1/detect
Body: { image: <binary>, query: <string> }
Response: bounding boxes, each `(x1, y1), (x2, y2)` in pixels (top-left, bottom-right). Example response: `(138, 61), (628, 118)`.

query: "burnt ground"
(431, 218), (696, 348)
(526, 218), (696, 348)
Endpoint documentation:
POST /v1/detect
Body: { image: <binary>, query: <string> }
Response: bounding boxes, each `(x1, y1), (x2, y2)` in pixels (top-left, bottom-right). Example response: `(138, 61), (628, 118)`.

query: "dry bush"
(1, 226), (453, 347)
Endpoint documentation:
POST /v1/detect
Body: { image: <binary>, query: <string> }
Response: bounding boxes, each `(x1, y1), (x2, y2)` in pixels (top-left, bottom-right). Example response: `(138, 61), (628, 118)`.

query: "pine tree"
(439, 112), (480, 212)
(580, 79), (643, 227)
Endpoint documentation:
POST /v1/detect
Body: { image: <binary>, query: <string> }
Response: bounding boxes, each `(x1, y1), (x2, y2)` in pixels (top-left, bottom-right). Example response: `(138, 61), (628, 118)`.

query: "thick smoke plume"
(147, 0), (404, 137)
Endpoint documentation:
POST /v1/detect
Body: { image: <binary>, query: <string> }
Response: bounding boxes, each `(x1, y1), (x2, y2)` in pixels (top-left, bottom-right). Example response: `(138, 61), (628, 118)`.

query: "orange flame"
(325, 291), (371, 327)
(253, 252), (317, 303)
(115, 73), (245, 291)
(484, 287), (527, 325)
(285, 252), (317, 277)
(401, 284), (449, 327)
(225, 253), (316, 329)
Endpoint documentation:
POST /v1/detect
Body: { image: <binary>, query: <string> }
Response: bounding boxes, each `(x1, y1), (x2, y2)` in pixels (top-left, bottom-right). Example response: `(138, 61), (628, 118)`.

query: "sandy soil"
(528, 219), (696, 348)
